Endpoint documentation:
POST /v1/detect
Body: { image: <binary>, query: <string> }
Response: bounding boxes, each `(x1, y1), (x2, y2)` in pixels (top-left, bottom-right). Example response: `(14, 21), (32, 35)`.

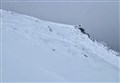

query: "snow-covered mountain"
(0, 10), (119, 82)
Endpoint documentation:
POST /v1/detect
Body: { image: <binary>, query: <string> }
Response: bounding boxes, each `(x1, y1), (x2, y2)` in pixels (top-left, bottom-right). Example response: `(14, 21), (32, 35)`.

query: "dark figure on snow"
(75, 25), (90, 38)
(77, 25), (86, 34)
(79, 28), (85, 34)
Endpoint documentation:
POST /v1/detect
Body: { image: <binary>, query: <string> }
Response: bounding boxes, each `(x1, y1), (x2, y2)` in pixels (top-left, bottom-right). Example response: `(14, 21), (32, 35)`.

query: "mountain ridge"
(1, 9), (119, 82)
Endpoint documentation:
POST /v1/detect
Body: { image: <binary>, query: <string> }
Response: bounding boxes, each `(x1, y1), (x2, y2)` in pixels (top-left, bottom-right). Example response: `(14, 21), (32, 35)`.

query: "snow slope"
(1, 10), (120, 82)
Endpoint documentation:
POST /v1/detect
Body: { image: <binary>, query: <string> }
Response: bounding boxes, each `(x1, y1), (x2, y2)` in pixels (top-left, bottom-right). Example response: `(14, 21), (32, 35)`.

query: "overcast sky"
(1, 0), (120, 51)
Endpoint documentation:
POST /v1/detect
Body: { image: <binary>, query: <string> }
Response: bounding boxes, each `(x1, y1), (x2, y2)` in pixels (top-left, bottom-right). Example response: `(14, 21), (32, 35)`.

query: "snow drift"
(0, 10), (119, 82)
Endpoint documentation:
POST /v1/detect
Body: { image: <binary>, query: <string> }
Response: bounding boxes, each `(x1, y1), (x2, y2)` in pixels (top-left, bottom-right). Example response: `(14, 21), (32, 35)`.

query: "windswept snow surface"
(1, 10), (120, 82)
